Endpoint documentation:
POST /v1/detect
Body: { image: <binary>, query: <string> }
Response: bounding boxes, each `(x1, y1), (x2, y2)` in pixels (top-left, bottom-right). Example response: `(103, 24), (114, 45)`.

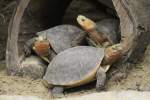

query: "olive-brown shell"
(43, 46), (105, 87)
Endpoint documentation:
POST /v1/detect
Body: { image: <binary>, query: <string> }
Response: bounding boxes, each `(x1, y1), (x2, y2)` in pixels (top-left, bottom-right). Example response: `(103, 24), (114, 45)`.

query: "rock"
(57, 91), (150, 100)
(21, 56), (47, 79)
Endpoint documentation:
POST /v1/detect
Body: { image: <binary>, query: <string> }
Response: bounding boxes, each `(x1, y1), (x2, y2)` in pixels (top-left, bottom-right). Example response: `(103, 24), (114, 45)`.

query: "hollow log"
(112, 0), (150, 63)
(6, 0), (150, 75)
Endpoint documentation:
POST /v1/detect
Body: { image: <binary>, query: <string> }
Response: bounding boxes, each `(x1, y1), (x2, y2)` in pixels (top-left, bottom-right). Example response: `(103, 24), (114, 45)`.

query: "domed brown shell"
(43, 46), (105, 87)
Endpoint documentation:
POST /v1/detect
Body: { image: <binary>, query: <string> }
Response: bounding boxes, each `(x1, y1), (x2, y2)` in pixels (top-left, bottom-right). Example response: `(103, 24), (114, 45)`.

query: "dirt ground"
(0, 45), (149, 100)
(0, 61), (51, 99)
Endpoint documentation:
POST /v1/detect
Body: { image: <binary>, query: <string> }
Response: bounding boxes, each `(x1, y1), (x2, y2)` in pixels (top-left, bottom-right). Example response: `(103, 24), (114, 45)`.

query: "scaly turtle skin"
(43, 46), (110, 97)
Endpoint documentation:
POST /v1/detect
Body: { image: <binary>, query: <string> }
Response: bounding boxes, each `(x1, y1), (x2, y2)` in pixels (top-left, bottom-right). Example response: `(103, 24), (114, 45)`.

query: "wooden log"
(111, 0), (150, 63)
(6, 0), (30, 75)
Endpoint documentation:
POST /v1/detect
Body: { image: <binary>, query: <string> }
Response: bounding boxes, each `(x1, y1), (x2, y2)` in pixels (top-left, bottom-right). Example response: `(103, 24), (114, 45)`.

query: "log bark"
(6, 0), (30, 75)
(112, 0), (150, 63)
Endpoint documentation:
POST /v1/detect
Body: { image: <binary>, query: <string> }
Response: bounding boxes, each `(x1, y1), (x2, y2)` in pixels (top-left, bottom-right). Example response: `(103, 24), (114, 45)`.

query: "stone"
(21, 56), (47, 79)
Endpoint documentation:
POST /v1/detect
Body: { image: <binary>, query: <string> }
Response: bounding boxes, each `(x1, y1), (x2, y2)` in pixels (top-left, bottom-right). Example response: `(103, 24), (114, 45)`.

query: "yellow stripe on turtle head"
(77, 15), (96, 32)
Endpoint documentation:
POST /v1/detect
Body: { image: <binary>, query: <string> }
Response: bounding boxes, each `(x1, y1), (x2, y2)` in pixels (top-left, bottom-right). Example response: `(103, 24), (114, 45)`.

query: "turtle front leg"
(98, 43), (127, 87)
(96, 67), (107, 91)
(52, 86), (64, 98)
(24, 37), (36, 56)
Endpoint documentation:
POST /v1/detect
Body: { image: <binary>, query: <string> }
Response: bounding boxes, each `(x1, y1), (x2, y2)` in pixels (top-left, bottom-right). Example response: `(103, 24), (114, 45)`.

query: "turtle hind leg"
(51, 86), (64, 98)
(96, 68), (107, 91)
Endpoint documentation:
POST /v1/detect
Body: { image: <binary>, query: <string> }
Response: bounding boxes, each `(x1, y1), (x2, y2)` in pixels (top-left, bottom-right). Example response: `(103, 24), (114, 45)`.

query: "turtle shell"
(37, 25), (83, 54)
(96, 18), (120, 44)
(43, 46), (105, 87)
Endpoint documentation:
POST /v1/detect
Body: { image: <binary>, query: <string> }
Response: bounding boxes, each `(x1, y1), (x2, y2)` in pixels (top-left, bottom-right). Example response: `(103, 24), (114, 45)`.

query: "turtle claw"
(96, 83), (106, 92)
(52, 87), (64, 98)
(24, 45), (31, 56)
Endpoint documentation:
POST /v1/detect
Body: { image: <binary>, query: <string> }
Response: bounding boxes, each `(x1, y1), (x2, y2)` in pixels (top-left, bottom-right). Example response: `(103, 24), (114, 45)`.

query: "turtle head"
(103, 43), (124, 65)
(33, 35), (50, 59)
(77, 15), (96, 32)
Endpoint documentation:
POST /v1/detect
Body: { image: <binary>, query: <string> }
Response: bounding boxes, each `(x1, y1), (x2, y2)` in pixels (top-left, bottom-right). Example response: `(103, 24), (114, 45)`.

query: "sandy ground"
(0, 61), (51, 100)
(57, 91), (150, 100)
(0, 45), (149, 100)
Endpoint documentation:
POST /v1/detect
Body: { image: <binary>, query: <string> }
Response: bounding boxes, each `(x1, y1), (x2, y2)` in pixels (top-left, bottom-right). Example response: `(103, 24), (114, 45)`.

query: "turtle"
(36, 25), (85, 54)
(77, 15), (124, 65)
(43, 46), (111, 97)
(77, 15), (120, 47)
(24, 25), (86, 62)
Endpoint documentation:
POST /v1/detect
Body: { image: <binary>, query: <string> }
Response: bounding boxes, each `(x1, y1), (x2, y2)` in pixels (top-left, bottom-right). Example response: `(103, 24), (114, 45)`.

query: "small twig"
(0, 1), (17, 12)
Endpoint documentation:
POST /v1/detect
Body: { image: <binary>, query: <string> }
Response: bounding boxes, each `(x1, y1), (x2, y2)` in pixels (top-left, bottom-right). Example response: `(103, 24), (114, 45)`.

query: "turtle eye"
(33, 46), (35, 50)
(81, 18), (85, 22)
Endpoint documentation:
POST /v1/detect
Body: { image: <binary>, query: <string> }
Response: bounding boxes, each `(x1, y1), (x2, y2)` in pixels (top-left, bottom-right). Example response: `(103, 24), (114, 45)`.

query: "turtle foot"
(52, 87), (64, 98)
(96, 85), (106, 92)
(96, 68), (106, 92)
